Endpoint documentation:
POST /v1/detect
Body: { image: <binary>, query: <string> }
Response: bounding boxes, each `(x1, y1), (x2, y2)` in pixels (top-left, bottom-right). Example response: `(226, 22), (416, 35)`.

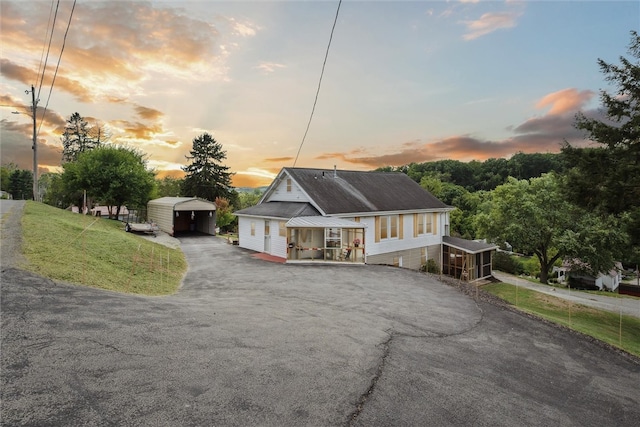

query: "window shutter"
(399, 214), (404, 240)
(413, 214), (418, 238)
(433, 213), (438, 235)
(375, 216), (380, 242)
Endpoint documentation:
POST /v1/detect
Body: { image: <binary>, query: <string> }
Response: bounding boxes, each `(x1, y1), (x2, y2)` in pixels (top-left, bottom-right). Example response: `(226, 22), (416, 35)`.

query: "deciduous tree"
(62, 146), (155, 218)
(477, 174), (574, 284)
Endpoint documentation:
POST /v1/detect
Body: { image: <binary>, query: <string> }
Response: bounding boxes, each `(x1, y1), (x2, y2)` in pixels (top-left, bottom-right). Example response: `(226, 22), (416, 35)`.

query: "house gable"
(260, 169), (314, 206)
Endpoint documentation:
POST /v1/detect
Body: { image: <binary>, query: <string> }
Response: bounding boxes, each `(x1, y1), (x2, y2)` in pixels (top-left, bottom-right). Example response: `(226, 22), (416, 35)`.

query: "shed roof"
(148, 197), (216, 211)
(286, 216), (366, 228)
(235, 202), (320, 219)
(281, 168), (450, 215)
(443, 236), (498, 254)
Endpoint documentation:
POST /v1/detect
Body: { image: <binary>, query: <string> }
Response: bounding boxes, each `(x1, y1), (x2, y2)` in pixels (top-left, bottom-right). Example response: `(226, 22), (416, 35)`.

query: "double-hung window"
(415, 213), (435, 236)
(379, 215), (399, 240)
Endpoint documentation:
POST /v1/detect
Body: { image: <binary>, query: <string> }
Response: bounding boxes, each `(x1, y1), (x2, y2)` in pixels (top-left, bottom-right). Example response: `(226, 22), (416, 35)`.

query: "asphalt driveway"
(1, 225), (639, 425)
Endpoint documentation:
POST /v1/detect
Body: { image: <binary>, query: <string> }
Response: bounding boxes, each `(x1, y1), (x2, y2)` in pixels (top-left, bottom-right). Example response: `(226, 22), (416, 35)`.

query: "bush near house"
(420, 259), (440, 274)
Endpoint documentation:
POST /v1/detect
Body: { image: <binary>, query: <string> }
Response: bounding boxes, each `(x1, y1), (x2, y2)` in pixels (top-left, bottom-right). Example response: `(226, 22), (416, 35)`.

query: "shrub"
(420, 259), (440, 274)
(493, 251), (524, 275)
(521, 256), (541, 277)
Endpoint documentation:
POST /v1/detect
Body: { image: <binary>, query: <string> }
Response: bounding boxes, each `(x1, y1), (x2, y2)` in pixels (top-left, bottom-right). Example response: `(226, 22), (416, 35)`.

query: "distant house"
(234, 167), (497, 281)
(90, 205), (129, 219)
(554, 261), (623, 292)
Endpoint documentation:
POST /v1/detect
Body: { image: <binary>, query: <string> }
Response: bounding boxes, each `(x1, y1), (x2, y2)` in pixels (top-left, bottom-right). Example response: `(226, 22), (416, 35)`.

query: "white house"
(555, 261), (623, 292)
(234, 167), (497, 281)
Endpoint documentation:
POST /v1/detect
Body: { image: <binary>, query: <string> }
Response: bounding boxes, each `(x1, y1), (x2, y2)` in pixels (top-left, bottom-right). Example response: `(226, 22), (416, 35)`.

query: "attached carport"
(147, 197), (217, 236)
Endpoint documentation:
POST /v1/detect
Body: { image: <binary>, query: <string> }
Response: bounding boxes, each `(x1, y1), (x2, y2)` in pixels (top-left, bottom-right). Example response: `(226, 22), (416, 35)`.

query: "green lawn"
(20, 201), (187, 295)
(483, 282), (640, 357)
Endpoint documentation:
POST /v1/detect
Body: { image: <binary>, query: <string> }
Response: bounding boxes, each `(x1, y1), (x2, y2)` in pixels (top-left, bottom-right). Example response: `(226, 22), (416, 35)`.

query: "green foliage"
(562, 31), (640, 265)
(420, 258), (440, 274)
(21, 201), (186, 295)
(62, 146), (155, 216)
(155, 176), (183, 197)
(181, 133), (235, 202)
(1, 163), (18, 192)
(419, 175), (444, 198)
(236, 189), (263, 210)
(477, 174), (574, 283)
(61, 112), (102, 163)
(483, 282), (640, 357)
(378, 153), (566, 192)
(214, 197), (236, 231)
(8, 169), (33, 200)
(492, 252), (524, 275)
(520, 256), (541, 278)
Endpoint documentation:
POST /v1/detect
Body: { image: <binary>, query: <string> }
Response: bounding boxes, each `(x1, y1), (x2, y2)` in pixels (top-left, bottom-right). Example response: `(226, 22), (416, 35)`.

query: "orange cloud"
(265, 156), (294, 163)
(134, 105), (164, 121)
(314, 99), (595, 169)
(1, 1), (246, 104)
(536, 88), (595, 115)
(156, 169), (185, 179)
(0, 59), (97, 103)
(111, 120), (164, 140)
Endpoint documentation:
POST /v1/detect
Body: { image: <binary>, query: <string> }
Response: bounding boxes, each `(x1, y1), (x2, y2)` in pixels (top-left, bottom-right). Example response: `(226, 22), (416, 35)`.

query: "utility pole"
(29, 85), (38, 201)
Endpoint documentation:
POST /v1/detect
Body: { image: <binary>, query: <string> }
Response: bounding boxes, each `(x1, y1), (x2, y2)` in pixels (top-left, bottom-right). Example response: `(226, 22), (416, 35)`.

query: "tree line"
(2, 112), (239, 230)
(378, 32), (640, 283)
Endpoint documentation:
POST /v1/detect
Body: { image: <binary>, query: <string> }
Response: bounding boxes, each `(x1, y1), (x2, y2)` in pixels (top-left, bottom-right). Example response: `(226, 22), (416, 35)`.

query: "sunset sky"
(1, 1), (638, 188)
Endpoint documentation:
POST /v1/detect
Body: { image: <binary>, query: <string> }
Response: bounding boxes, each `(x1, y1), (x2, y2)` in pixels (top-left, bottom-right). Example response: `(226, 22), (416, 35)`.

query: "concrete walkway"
(493, 271), (640, 319)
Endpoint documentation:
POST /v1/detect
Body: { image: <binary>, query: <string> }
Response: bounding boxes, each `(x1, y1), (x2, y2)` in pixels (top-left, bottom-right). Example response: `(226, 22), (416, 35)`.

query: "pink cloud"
(462, 11), (522, 40)
(536, 88), (595, 115)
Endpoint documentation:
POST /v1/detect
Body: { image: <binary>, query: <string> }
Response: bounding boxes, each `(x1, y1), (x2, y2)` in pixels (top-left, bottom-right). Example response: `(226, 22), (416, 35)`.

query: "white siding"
(266, 176), (311, 203)
(238, 217), (264, 253)
(270, 233), (288, 258)
(361, 212), (448, 259)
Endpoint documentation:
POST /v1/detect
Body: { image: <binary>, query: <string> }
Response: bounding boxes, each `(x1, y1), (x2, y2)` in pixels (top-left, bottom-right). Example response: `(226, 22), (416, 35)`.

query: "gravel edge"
(0, 200), (26, 270)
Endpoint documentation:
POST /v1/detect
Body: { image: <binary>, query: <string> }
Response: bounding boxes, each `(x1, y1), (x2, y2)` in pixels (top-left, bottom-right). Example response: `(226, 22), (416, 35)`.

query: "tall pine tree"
(563, 31), (640, 265)
(181, 133), (234, 202)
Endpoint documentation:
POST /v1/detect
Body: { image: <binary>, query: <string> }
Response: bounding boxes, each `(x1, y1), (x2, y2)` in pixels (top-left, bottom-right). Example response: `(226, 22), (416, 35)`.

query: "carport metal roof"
(286, 216), (366, 229)
(148, 197), (216, 211)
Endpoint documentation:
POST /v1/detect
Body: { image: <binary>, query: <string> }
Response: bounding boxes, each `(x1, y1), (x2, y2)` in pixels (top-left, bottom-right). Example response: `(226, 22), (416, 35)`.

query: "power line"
(34, 0), (57, 93)
(37, 0), (76, 137)
(35, 0), (59, 102)
(292, 0), (342, 168)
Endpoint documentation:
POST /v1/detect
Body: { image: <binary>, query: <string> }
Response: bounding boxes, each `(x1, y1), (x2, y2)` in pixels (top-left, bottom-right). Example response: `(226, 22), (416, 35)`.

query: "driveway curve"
(2, 229), (639, 426)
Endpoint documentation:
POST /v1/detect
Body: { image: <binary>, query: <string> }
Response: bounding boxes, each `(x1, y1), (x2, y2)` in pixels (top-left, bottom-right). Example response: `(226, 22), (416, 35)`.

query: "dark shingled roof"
(284, 168), (449, 215)
(234, 202), (320, 219)
(443, 236), (498, 254)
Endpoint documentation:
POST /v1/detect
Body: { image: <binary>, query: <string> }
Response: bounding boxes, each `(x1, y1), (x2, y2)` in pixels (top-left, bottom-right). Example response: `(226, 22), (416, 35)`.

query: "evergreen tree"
(562, 31), (640, 264)
(8, 169), (33, 200)
(181, 133), (234, 202)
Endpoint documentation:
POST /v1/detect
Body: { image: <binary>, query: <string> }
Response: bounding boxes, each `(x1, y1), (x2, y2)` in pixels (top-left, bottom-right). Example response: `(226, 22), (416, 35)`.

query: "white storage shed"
(147, 197), (217, 236)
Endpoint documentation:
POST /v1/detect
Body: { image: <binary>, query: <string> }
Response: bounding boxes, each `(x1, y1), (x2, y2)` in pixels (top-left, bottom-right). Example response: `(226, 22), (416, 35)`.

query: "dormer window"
(286, 178), (292, 192)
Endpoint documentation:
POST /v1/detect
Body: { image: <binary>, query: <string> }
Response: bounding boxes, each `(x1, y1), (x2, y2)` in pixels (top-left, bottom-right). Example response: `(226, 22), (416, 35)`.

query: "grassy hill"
(20, 202), (187, 295)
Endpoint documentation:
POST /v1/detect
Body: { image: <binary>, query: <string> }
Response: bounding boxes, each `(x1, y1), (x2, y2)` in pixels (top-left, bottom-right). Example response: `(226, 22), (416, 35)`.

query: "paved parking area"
(1, 230), (639, 426)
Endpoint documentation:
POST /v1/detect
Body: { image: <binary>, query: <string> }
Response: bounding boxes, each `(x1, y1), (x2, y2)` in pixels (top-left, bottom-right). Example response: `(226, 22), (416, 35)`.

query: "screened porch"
(286, 217), (366, 263)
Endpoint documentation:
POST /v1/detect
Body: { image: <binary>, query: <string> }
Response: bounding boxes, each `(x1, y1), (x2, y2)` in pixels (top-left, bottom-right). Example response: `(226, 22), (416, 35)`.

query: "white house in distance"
(235, 167), (497, 281)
